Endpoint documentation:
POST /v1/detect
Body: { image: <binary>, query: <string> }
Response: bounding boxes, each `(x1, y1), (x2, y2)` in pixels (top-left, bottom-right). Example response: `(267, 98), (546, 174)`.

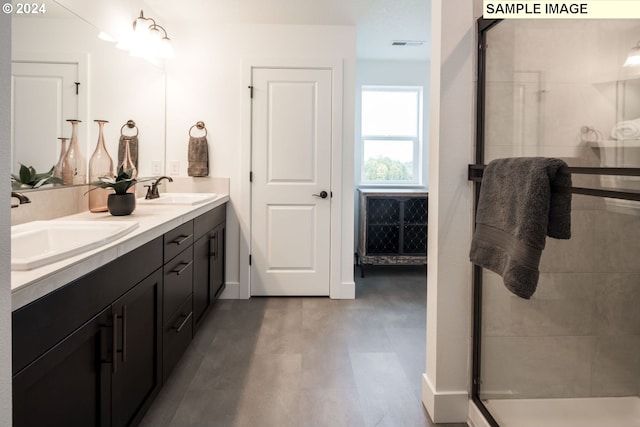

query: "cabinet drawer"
(164, 221), (194, 263)
(162, 296), (192, 383)
(163, 246), (193, 323)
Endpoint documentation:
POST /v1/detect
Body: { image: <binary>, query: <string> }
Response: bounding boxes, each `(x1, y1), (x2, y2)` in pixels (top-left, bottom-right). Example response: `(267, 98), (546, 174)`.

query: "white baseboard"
(468, 400), (492, 427)
(331, 281), (355, 299)
(421, 373), (469, 424)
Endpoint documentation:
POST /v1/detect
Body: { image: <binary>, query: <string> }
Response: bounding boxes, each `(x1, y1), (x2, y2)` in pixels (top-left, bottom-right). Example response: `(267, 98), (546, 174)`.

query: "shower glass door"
(474, 18), (640, 427)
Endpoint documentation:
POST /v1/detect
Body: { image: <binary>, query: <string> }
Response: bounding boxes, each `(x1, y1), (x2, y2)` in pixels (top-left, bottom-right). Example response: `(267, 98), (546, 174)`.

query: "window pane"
(363, 139), (413, 181)
(362, 90), (418, 137)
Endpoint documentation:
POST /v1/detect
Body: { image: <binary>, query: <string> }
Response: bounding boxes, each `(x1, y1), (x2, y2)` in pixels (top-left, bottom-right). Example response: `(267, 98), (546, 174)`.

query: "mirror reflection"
(11, 0), (166, 190)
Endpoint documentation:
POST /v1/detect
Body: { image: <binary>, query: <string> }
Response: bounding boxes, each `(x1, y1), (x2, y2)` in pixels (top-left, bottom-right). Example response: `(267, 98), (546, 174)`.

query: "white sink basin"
(137, 192), (217, 206)
(12, 220), (139, 271)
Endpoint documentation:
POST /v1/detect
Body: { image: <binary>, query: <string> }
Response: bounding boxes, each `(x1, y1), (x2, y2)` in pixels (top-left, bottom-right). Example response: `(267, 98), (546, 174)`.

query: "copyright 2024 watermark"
(3, 3), (46, 14)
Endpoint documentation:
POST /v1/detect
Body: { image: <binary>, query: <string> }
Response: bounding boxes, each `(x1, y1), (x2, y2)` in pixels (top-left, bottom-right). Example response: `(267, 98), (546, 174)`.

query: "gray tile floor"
(140, 265), (467, 427)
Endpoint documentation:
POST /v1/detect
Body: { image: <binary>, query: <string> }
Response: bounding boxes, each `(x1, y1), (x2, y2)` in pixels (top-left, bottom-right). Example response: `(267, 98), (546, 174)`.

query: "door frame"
(240, 58), (344, 299)
(12, 51), (90, 150)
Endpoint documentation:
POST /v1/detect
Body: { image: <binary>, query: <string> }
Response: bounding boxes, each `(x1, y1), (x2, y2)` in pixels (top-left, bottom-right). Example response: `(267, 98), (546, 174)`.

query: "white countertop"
(11, 194), (229, 311)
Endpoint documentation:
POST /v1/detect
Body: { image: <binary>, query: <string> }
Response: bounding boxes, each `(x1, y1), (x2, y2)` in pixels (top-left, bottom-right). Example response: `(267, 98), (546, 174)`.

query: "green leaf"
(18, 164), (32, 185)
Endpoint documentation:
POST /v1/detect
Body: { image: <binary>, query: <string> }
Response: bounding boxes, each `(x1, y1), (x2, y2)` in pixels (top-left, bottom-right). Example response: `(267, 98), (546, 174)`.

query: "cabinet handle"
(171, 234), (193, 246)
(121, 305), (127, 364)
(209, 234), (217, 258)
(112, 312), (118, 374)
(174, 311), (193, 333)
(171, 260), (193, 275)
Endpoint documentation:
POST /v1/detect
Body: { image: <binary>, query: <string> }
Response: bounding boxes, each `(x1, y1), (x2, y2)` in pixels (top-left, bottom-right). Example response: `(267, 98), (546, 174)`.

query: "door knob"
(312, 191), (328, 199)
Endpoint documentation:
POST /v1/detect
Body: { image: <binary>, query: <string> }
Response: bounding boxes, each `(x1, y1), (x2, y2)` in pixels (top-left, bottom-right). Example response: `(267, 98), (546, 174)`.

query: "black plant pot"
(107, 193), (136, 216)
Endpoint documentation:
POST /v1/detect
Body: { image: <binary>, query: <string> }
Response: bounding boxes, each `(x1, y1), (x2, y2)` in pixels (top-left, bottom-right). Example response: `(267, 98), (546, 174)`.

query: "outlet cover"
(169, 161), (180, 176)
(151, 161), (162, 176)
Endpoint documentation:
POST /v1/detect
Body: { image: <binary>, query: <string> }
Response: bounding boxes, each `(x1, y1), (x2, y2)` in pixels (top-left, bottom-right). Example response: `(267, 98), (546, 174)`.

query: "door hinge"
(248, 85), (254, 98)
(249, 171), (253, 182)
(74, 82), (80, 95)
(249, 254), (252, 265)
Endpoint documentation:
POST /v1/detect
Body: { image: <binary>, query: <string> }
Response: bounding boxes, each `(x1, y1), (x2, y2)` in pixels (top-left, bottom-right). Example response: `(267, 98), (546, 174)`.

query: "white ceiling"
(144, 0), (431, 61)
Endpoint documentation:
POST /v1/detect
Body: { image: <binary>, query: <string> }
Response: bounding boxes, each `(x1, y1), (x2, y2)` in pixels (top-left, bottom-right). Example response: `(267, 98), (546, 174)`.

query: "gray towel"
(118, 135), (139, 169)
(188, 136), (209, 177)
(469, 157), (572, 299)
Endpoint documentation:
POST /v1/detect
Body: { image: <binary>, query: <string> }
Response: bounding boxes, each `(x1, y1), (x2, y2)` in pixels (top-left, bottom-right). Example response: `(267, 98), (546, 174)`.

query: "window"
(360, 86), (423, 185)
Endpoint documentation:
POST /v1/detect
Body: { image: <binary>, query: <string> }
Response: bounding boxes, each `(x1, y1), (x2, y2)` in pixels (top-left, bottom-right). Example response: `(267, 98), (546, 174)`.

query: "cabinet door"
(111, 269), (162, 427)
(211, 223), (226, 299)
(193, 234), (211, 330)
(366, 197), (400, 254)
(401, 197), (428, 255)
(193, 223), (226, 332)
(13, 308), (112, 427)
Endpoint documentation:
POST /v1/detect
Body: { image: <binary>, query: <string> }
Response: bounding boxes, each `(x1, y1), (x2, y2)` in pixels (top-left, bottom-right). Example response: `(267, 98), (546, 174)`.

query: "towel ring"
(580, 126), (601, 143)
(189, 121), (208, 137)
(120, 119), (139, 137)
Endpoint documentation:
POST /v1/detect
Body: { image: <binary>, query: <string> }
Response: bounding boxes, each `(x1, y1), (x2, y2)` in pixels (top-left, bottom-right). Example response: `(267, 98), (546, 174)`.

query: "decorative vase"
(107, 193), (136, 216)
(53, 137), (68, 185)
(89, 120), (115, 212)
(120, 137), (138, 194)
(61, 119), (86, 185)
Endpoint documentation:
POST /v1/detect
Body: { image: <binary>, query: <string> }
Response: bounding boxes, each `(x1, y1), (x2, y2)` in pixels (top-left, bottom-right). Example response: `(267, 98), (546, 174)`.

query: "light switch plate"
(169, 161), (180, 176)
(151, 161), (162, 176)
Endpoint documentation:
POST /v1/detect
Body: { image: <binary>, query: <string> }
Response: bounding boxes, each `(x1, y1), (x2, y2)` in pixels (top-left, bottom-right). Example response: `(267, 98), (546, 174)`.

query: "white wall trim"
(468, 400), (492, 427)
(422, 374), (470, 424)
(240, 57), (349, 299)
(334, 280), (355, 299)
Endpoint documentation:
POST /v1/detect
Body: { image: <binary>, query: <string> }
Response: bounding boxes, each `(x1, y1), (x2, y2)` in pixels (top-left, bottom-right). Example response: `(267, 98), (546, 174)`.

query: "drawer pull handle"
(172, 234), (193, 246)
(174, 312), (192, 333)
(209, 235), (217, 258)
(171, 260), (193, 275)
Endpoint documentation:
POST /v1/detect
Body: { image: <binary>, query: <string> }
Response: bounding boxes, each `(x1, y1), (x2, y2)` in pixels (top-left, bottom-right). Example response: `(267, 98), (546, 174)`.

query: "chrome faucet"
(11, 192), (31, 208)
(145, 176), (174, 199)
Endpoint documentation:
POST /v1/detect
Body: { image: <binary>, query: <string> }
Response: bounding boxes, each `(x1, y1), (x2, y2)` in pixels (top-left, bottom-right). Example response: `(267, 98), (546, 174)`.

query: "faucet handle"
(144, 185), (155, 199)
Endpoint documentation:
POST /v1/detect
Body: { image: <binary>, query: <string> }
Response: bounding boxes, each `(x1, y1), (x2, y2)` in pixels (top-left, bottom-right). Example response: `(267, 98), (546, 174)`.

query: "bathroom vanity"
(11, 196), (227, 427)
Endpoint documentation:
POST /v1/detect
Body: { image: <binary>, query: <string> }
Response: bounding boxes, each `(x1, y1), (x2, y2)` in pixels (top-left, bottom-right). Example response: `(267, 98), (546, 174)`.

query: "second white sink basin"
(138, 192), (217, 206)
(12, 220), (139, 271)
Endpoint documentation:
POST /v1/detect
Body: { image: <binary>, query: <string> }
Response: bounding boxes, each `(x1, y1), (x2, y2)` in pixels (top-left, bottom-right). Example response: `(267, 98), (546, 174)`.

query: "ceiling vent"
(391, 40), (425, 47)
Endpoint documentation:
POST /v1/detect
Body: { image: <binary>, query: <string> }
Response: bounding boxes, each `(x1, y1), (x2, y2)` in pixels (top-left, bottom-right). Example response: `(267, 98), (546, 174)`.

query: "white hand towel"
(611, 118), (640, 140)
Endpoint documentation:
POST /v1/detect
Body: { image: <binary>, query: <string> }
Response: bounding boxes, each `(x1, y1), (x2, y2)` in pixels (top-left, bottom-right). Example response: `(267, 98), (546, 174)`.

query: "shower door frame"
(471, 17), (502, 427)
(471, 17), (640, 427)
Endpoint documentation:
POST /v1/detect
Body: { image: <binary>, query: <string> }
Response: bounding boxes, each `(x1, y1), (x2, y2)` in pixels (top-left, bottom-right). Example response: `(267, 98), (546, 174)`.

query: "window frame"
(359, 85), (424, 187)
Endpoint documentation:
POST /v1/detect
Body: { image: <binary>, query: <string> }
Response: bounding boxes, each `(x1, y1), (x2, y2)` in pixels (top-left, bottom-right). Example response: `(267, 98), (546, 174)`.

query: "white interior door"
(250, 67), (333, 296)
(11, 61), (78, 175)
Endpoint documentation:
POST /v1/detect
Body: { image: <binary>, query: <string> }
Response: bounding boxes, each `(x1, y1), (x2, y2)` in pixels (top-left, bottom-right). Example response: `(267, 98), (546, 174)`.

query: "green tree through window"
(363, 157), (412, 181)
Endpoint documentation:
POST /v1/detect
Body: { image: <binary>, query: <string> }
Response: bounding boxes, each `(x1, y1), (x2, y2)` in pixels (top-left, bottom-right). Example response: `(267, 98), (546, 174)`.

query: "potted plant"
(11, 164), (62, 189)
(89, 166), (149, 216)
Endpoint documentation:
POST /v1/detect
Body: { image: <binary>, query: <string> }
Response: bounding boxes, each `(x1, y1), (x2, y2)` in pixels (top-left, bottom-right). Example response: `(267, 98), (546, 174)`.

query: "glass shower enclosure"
(473, 18), (640, 427)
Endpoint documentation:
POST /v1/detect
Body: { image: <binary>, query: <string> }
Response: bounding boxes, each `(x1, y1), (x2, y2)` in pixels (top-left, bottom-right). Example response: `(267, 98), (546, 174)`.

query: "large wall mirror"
(11, 0), (166, 190)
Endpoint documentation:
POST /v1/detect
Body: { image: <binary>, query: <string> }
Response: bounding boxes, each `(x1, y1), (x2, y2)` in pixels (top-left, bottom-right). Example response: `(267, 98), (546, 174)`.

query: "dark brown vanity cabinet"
(12, 204), (227, 426)
(12, 238), (163, 427)
(193, 204), (226, 332)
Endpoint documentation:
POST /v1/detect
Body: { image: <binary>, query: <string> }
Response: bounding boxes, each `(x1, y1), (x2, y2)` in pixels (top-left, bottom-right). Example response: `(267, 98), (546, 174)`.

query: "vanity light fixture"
(117, 10), (174, 60)
(623, 41), (640, 67)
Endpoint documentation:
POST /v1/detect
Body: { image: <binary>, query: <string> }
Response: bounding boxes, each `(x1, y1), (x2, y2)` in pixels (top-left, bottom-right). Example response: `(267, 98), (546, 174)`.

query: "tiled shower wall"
(478, 20), (640, 400)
